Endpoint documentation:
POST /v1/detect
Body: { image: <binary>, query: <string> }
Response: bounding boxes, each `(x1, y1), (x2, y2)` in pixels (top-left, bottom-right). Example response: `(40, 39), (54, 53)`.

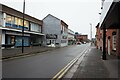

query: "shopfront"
(46, 34), (57, 46)
(30, 34), (42, 46)
(5, 31), (30, 47)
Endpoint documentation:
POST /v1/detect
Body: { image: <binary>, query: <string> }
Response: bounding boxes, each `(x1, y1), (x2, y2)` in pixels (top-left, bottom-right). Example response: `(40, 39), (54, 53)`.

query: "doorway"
(108, 36), (110, 55)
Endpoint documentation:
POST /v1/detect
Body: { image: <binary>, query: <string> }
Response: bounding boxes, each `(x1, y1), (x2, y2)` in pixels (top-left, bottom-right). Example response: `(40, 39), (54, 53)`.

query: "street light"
(22, 0), (25, 53)
(90, 23), (92, 45)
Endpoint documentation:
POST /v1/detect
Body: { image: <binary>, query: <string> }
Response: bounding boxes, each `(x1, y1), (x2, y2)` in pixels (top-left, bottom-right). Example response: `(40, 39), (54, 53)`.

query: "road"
(3, 43), (90, 78)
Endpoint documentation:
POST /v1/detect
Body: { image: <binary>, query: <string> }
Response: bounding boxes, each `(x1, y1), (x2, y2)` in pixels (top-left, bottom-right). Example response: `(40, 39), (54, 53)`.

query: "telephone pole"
(90, 23), (92, 45)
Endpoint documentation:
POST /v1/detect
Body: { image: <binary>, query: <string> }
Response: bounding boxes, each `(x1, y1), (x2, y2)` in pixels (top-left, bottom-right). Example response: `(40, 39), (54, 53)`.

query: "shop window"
(15, 36), (29, 46)
(6, 35), (15, 45)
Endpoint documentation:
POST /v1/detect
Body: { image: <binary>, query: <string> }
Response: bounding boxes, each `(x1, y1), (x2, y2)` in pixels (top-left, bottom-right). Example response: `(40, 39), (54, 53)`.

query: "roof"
(61, 20), (68, 27)
(42, 14), (60, 20)
(43, 14), (68, 28)
(96, 23), (99, 28)
(1, 4), (43, 25)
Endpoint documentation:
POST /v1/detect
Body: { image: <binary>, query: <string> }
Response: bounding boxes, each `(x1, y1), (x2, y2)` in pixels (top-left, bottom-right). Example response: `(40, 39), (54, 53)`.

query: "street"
(3, 44), (90, 78)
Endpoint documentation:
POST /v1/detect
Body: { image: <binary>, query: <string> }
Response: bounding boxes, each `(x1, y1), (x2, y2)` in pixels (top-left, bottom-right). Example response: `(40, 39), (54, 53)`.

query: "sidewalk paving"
(71, 46), (120, 79)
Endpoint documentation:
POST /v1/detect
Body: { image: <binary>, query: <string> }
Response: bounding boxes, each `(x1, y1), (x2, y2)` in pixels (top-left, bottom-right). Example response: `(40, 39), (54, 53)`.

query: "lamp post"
(22, 0), (25, 53)
(90, 23), (92, 45)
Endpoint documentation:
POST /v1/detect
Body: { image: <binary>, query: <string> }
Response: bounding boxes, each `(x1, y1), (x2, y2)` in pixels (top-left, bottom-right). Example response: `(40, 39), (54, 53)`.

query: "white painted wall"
(43, 14), (61, 46)
(0, 12), (3, 26)
(60, 42), (68, 47)
(2, 33), (5, 44)
(43, 14), (68, 47)
(68, 33), (74, 40)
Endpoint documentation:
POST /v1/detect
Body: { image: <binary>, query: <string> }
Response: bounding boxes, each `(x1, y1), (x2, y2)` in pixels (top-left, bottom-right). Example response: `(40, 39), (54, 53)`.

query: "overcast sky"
(0, 0), (101, 39)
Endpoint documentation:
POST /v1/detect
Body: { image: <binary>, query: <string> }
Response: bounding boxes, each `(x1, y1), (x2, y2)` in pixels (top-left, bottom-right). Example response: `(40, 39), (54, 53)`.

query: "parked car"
(76, 42), (81, 45)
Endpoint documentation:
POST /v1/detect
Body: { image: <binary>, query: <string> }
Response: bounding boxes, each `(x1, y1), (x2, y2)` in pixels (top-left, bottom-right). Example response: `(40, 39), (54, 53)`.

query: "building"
(42, 14), (68, 47)
(0, 29), (1, 44)
(106, 29), (117, 55)
(75, 34), (88, 43)
(96, 23), (102, 50)
(68, 29), (75, 45)
(0, 4), (44, 48)
(99, 0), (120, 58)
(96, 23), (117, 56)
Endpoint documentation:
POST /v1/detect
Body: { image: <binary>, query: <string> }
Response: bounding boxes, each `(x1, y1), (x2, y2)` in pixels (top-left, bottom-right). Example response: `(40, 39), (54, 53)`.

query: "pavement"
(2, 46), (59, 60)
(64, 45), (120, 79)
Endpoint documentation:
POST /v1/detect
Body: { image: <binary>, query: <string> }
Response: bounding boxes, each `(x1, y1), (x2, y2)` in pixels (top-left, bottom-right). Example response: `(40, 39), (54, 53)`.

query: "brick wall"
(106, 29), (117, 55)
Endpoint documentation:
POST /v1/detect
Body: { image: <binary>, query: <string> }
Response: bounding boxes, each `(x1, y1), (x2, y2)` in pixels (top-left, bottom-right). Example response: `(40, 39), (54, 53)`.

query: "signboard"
(46, 34), (57, 39)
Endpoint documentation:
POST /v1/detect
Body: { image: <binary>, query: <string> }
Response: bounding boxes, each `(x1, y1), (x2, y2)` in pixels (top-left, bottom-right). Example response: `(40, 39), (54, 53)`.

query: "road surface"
(3, 44), (90, 78)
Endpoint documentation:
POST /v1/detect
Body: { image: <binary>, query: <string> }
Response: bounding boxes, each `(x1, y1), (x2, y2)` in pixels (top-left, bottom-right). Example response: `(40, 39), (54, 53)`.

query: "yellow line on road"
(52, 58), (77, 80)
(52, 46), (90, 80)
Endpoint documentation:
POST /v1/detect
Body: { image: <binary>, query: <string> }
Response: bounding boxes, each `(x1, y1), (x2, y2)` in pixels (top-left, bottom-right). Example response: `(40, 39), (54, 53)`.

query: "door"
(108, 39), (110, 55)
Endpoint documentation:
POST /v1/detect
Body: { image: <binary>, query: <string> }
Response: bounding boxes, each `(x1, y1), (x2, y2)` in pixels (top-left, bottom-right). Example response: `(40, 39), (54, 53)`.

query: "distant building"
(68, 29), (75, 45)
(42, 14), (68, 47)
(75, 34), (88, 43)
(0, 4), (44, 48)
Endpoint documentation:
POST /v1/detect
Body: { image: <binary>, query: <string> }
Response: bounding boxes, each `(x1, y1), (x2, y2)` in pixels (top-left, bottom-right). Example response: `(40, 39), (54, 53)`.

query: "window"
(15, 17), (19, 25)
(30, 22), (41, 32)
(5, 14), (29, 30)
(24, 20), (29, 28)
(18, 18), (23, 26)
(11, 16), (15, 24)
(112, 35), (116, 50)
(6, 15), (12, 23)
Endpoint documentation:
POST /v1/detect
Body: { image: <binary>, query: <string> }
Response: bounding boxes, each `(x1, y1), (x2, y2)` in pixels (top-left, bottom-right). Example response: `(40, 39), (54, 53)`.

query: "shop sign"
(46, 34), (57, 39)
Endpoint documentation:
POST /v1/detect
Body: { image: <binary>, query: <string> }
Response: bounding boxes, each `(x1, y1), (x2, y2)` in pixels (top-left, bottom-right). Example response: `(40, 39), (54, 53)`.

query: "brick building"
(98, 0), (120, 59)
(75, 34), (88, 43)
(96, 23), (117, 56)
(106, 29), (117, 56)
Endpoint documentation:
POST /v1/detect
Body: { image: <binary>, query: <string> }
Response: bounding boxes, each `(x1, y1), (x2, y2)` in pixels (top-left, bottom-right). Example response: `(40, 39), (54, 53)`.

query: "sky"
(0, 0), (101, 39)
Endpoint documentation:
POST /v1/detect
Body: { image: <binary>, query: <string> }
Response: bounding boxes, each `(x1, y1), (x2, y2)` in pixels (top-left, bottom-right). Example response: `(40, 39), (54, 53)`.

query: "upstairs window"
(6, 15), (12, 23)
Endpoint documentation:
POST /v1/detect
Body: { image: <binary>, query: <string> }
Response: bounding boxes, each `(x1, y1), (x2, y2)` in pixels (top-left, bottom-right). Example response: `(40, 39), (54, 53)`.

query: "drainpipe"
(102, 24), (106, 60)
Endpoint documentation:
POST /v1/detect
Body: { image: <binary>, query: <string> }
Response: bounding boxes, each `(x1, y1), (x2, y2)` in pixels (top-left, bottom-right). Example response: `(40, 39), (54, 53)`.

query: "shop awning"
(0, 27), (45, 36)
